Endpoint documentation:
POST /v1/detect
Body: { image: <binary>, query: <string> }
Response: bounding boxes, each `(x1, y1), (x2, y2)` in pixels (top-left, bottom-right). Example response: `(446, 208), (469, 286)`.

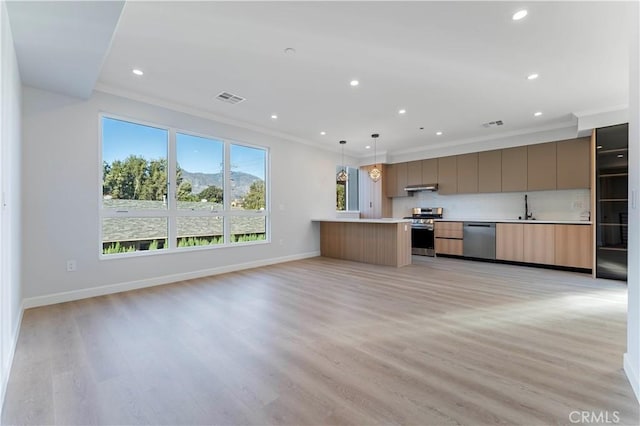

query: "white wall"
(392, 189), (591, 222)
(0, 0), (22, 411)
(624, 0), (640, 404)
(21, 87), (337, 304)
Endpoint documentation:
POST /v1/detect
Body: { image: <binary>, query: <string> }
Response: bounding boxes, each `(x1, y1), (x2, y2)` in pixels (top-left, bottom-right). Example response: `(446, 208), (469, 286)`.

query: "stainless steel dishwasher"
(463, 222), (496, 259)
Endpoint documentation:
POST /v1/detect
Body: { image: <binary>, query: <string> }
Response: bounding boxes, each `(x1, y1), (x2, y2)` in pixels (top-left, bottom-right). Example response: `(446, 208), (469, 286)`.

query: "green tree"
(103, 156), (167, 201)
(243, 180), (265, 210)
(141, 158), (168, 201)
(336, 183), (346, 210)
(197, 185), (223, 203)
(177, 181), (196, 201)
(102, 161), (112, 196)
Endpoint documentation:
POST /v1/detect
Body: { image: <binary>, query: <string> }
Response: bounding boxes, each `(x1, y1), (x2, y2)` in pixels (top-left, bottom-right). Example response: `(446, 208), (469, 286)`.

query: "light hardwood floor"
(2, 256), (639, 425)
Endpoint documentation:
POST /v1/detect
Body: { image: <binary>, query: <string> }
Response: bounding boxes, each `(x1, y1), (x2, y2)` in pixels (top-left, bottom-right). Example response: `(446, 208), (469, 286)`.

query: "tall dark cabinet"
(595, 123), (628, 281)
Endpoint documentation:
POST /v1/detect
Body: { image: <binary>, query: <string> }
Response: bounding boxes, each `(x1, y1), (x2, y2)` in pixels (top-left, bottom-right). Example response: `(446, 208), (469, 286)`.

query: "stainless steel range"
(405, 207), (443, 256)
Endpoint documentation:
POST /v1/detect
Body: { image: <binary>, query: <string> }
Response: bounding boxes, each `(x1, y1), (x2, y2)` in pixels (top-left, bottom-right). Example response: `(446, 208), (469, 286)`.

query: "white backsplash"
(392, 189), (591, 221)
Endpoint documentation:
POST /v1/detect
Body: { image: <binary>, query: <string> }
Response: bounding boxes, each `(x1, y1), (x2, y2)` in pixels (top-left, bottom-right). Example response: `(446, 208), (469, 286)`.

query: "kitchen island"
(312, 218), (412, 267)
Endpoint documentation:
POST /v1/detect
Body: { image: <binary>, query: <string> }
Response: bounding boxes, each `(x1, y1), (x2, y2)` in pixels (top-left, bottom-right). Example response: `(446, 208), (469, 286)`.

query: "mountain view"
(181, 170), (262, 200)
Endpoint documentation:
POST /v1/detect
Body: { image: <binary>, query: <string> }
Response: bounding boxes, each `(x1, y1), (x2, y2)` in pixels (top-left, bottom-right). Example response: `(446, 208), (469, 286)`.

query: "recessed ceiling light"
(271, 114), (278, 120)
(132, 69), (144, 76)
(320, 131), (326, 135)
(527, 73), (539, 80)
(436, 131), (443, 136)
(512, 10), (528, 21)
(596, 145), (603, 149)
(398, 109), (406, 114)
(350, 80), (359, 86)
(617, 154), (624, 158)
(365, 145), (371, 149)
(534, 111), (543, 117)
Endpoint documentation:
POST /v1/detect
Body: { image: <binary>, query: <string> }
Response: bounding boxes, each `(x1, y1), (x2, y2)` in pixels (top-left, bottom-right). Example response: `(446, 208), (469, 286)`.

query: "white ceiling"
(8, 1), (637, 157)
(6, 0), (124, 99)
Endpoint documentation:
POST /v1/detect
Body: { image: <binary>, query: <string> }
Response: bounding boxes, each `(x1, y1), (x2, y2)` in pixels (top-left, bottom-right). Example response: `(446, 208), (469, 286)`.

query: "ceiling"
(7, 1), (637, 157)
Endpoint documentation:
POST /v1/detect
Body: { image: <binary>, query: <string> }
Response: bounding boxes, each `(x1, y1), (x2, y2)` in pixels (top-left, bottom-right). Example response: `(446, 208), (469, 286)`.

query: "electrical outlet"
(66, 260), (77, 272)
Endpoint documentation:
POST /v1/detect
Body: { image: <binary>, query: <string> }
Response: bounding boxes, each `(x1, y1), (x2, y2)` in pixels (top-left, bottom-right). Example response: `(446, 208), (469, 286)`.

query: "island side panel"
(396, 222), (412, 267)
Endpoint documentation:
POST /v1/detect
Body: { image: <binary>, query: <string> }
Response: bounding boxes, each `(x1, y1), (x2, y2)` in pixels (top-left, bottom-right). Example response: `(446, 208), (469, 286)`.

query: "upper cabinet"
(385, 163), (397, 198)
(422, 159), (438, 184)
(407, 161), (422, 186)
(557, 137), (590, 189)
(456, 153), (478, 193)
(385, 162), (408, 198)
(383, 136), (590, 197)
(395, 162), (408, 197)
(437, 156), (458, 195)
(527, 142), (557, 191)
(478, 150), (502, 193)
(501, 146), (528, 192)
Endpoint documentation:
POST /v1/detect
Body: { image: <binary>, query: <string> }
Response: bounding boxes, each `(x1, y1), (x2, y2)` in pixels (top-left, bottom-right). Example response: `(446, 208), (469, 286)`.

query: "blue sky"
(102, 117), (265, 178)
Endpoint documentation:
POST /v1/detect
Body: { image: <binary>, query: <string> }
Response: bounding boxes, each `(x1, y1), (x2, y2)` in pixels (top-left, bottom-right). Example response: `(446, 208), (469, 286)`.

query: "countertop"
(312, 218), (412, 224)
(434, 219), (592, 225)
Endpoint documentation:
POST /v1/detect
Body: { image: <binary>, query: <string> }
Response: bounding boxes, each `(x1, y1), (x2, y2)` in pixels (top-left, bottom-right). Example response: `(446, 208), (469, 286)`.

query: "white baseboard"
(1, 300), (24, 415)
(23, 251), (320, 309)
(624, 352), (640, 405)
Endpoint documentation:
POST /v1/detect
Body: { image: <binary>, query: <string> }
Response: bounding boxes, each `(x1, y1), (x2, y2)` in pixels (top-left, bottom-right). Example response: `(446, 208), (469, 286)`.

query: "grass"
(103, 233), (265, 254)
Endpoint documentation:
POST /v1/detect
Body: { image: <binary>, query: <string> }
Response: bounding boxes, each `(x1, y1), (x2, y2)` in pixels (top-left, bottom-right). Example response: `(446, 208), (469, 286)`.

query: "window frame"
(99, 113), (270, 259)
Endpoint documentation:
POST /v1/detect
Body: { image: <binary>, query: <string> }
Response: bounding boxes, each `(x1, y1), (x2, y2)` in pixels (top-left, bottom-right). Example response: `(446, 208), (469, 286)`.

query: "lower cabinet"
(555, 224), (593, 268)
(435, 238), (463, 256)
(435, 222), (463, 256)
(523, 224), (555, 265)
(496, 223), (524, 262)
(496, 223), (592, 269)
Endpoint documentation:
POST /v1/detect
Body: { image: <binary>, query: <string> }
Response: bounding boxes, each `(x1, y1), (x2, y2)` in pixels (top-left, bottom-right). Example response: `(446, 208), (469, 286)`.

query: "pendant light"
(368, 133), (382, 182)
(336, 140), (348, 183)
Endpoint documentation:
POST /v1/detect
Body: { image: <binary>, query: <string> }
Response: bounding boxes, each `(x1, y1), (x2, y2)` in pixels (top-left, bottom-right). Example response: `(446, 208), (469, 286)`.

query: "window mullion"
(168, 129), (177, 249)
(223, 140), (231, 243)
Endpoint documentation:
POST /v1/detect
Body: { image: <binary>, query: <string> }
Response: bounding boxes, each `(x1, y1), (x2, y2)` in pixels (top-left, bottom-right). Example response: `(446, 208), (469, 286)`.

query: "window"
(102, 118), (169, 254)
(336, 166), (359, 211)
(176, 132), (225, 247)
(101, 116), (269, 256)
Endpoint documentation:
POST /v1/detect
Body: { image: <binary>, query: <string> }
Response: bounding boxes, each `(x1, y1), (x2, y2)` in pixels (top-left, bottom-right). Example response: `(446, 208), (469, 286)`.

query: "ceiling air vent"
(215, 91), (246, 104)
(482, 120), (504, 128)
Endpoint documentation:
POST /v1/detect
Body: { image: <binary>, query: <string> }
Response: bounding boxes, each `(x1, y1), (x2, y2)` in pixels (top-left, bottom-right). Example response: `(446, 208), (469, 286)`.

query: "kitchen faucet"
(524, 194), (533, 220)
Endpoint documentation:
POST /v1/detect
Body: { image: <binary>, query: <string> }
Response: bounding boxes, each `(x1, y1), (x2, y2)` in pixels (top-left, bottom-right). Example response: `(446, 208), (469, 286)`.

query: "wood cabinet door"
(385, 163), (397, 198)
(557, 137), (590, 189)
(501, 147), (527, 192)
(422, 158), (438, 184)
(437, 156), (458, 195)
(523, 224), (555, 265)
(435, 238), (463, 256)
(435, 222), (463, 238)
(395, 162), (408, 197)
(496, 223), (524, 262)
(527, 142), (557, 191)
(478, 150), (502, 193)
(407, 161), (422, 186)
(456, 153), (479, 194)
(555, 224), (592, 268)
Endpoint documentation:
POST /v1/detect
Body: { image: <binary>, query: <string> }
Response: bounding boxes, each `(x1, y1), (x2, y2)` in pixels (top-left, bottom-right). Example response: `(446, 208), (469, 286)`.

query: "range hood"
(404, 183), (438, 192)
